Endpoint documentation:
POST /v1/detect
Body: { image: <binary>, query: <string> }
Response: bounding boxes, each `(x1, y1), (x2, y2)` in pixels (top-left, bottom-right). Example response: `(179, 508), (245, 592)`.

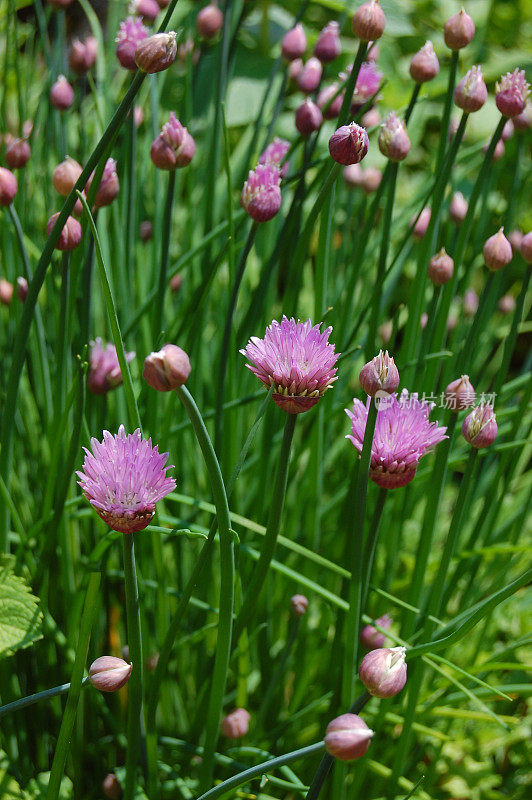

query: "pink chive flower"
(350, 61), (382, 109)
(496, 69), (530, 118)
(259, 138), (290, 178)
(116, 17), (149, 70)
(87, 338), (135, 395)
(77, 425), (176, 534)
(346, 390), (447, 489)
(241, 316), (339, 414)
(241, 164), (282, 223)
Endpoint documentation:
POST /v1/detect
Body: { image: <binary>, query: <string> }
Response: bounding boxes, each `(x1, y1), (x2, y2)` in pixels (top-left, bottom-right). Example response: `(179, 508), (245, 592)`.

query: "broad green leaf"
(0, 557), (42, 659)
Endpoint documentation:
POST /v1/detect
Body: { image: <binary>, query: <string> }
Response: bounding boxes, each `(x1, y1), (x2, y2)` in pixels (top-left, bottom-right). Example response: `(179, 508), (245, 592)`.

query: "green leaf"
(0, 557), (42, 659)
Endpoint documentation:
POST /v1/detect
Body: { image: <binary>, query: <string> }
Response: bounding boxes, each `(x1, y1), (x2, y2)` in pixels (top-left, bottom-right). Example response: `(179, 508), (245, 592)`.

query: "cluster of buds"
(241, 164), (282, 222)
(89, 656), (132, 692)
(444, 375), (475, 412)
(46, 213), (83, 251)
(151, 113), (196, 170)
(454, 66), (487, 112)
(143, 344), (191, 391)
(197, 5), (224, 40)
(352, 0), (386, 42)
(359, 351), (399, 397)
(329, 122), (369, 166)
(50, 75), (74, 111)
(220, 708), (251, 738)
(483, 228), (512, 271)
(378, 112), (410, 161)
(462, 404), (497, 448)
(359, 646), (407, 698)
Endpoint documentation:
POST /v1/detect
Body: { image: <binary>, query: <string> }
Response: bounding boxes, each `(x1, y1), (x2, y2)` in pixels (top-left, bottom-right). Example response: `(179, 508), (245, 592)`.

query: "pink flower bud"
(324, 714), (374, 761)
(317, 84), (344, 120)
(350, 61), (382, 108)
(420, 312), (428, 330)
(221, 708), (250, 739)
(484, 138), (505, 161)
(146, 653), (159, 671)
(170, 273), (183, 292)
(444, 8), (475, 50)
(259, 138), (290, 177)
(291, 594), (309, 617)
(0, 278), (14, 306)
(378, 320), (392, 345)
(140, 220), (153, 242)
(135, 31), (177, 73)
(53, 157), (83, 196)
(134, 105), (144, 128)
(282, 24), (307, 61)
(329, 122), (369, 166)
(295, 99), (323, 137)
(411, 207), (431, 239)
(359, 646), (407, 698)
(445, 375), (475, 411)
(352, 0), (386, 42)
(314, 21), (341, 63)
(483, 228), (512, 271)
(462, 404), (497, 448)
(378, 112), (410, 161)
(498, 294), (515, 315)
(69, 36), (98, 74)
(343, 163), (363, 188)
(287, 58), (303, 82)
(46, 213), (83, 251)
(520, 232), (532, 263)
(150, 113), (195, 170)
(130, 0), (160, 22)
(360, 614), (392, 649)
(454, 66), (487, 112)
(89, 656), (132, 692)
(116, 17), (149, 70)
(359, 350), (399, 396)
(297, 57), (323, 94)
(409, 41), (439, 83)
(508, 229), (523, 253)
(88, 338), (135, 394)
(5, 138), (31, 169)
(197, 5), (223, 39)
(428, 248), (454, 285)
(86, 159), (120, 208)
(513, 104), (531, 131)
(241, 164), (282, 222)
(495, 69), (530, 118)
(449, 191), (468, 224)
(0, 167), (18, 206)
(367, 43), (379, 61)
(361, 106), (381, 128)
(361, 167), (382, 194)
(463, 289), (478, 317)
(102, 773), (122, 800)
(17, 277), (28, 302)
(50, 75), (74, 111)
(143, 344), (191, 391)
(501, 119), (514, 141)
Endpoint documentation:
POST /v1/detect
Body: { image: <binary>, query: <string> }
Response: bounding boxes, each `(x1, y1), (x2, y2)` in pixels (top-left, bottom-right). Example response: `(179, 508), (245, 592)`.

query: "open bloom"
(77, 426), (176, 533)
(346, 390), (447, 489)
(241, 316), (339, 414)
(241, 164), (281, 222)
(496, 69), (530, 117)
(88, 338), (135, 395)
(116, 16), (149, 70)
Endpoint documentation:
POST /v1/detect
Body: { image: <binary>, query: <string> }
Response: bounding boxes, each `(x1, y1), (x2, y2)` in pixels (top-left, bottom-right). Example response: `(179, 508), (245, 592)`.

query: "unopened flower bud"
(135, 31), (177, 73)
(484, 138), (505, 161)
(378, 112), (410, 161)
(297, 57), (323, 94)
(508, 229), (523, 253)
(241, 164), (282, 222)
(282, 24), (307, 61)
(360, 613), (392, 649)
(498, 294), (515, 315)
(362, 106), (381, 128)
(314, 21), (341, 63)
(411, 207), (431, 239)
(420, 312), (428, 330)
(495, 69), (530, 118)
(409, 41), (439, 83)
(359, 646), (407, 698)
(140, 220), (153, 242)
(143, 344), (191, 391)
(69, 35), (98, 74)
(295, 99), (323, 137)
(146, 652), (159, 671)
(428, 248), (454, 285)
(291, 594), (309, 617)
(378, 320), (392, 345)
(5, 138), (31, 169)
(170, 273), (183, 292)
(102, 773), (122, 800)
(287, 58), (303, 82)
(53, 157), (83, 196)
(89, 656), (132, 692)
(134, 105), (144, 128)
(0, 279), (14, 306)
(151, 113), (195, 170)
(50, 75), (74, 111)
(462, 404), (497, 448)
(324, 714), (374, 761)
(343, 163), (363, 188)
(449, 191), (468, 224)
(46, 213), (83, 251)
(359, 350), (399, 396)
(197, 5), (223, 39)
(483, 228), (512, 271)
(502, 119), (514, 141)
(444, 8), (475, 50)
(17, 277), (28, 302)
(520, 232), (532, 263)
(86, 158), (120, 208)
(329, 122), (369, 166)
(130, 0), (160, 22)
(454, 66), (487, 112)
(513, 104), (531, 131)
(116, 17), (148, 70)
(221, 708), (250, 739)
(463, 289), (478, 317)
(317, 84), (344, 120)
(367, 43), (379, 61)
(445, 375), (475, 411)
(0, 167), (18, 206)
(361, 166), (382, 194)
(352, 0), (386, 42)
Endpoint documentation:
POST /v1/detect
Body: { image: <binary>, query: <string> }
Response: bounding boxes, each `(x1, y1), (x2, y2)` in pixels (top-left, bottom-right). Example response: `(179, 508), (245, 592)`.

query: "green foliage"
(0, 557), (42, 659)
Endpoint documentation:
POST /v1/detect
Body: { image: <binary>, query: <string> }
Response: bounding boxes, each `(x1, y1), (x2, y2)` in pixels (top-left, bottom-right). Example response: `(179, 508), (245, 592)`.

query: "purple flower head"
(259, 138), (290, 178)
(496, 69), (530, 117)
(241, 164), (282, 222)
(350, 61), (382, 108)
(77, 425), (176, 533)
(241, 316), (339, 414)
(116, 16), (149, 70)
(88, 338), (135, 395)
(346, 390), (447, 489)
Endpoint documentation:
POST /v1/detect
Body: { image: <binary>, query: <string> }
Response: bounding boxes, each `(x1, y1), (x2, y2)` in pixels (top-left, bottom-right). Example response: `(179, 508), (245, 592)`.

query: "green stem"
(436, 51), (459, 172)
(0, 679), (90, 720)
(337, 42), (368, 127)
(153, 170), (176, 340)
(123, 534), (143, 800)
(362, 486), (388, 609)
(124, 106), (137, 315)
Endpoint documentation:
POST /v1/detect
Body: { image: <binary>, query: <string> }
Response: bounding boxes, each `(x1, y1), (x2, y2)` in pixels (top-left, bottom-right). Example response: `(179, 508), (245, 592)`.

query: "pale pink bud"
(367, 43), (379, 61)
(0, 279), (14, 306)
(501, 119), (514, 141)
(143, 344), (191, 391)
(241, 164), (282, 222)
(352, 1), (386, 42)
(495, 69), (530, 118)
(444, 8), (475, 50)
(513, 104), (531, 131)
(498, 294), (515, 315)
(428, 248), (454, 285)
(282, 24), (307, 61)
(221, 708), (250, 739)
(297, 57), (323, 94)
(409, 41), (439, 83)
(447, 313), (458, 332)
(462, 404), (497, 448)
(483, 228), (512, 271)
(89, 656), (132, 693)
(291, 594), (309, 617)
(197, 5), (224, 39)
(295, 99), (322, 137)
(317, 84), (344, 120)
(178, 38), (198, 65)
(69, 36), (98, 74)
(445, 375), (475, 411)
(411, 207), (431, 239)
(420, 311), (428, 330)
(146, 653), (159, 672)
(454, 66), (487, 112)
(520, 232), (532, 263)
(53, 157), (83, 196)
(378, 320), (392, 345)
(46, 213), (83, 251)
(135, 31), (177, 73)
(170, 273), (183, 292)
(508, 229), (523, 253)
(50, 75), (74, 111)
(5, 138), (31, 169)
(17, 277), (28, 302)
(359, 350), (399, 396)
(0, 167), (18, 206)
(360, 614), (392, 649)
(102, 773), (122, 800)
(359, 646), (407, 698)
(116, 17), (149, 70)
(361, 166), (382, 194)
(378, 112), (410, 161)
(343, 163), (363, 188)
(314, 21), (341, 63)
(324, 714), (374, 761)
(449, 191), (468, 224)
(22, 119), (33, 138)
(140, 220), (153, 242)
(134, 105), (144, 128)
(463, 289), (478, 317)
(287, 58), (303, 82)
(484, 138), (505, 161)
(86, 159), (120, 208)
(130, 0), (160, 22)
(329, 122), (369, 166)
(361, 107), (381, 128)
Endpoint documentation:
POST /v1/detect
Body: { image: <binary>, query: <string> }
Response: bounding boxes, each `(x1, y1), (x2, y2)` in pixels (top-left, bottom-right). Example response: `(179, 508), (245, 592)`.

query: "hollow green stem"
(436, 51), (459, 172)
(153, 170), (176, 340)
(337, 42), (368, 127)
(123, 534), (143, 800)
(0, 678), (90, 720)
